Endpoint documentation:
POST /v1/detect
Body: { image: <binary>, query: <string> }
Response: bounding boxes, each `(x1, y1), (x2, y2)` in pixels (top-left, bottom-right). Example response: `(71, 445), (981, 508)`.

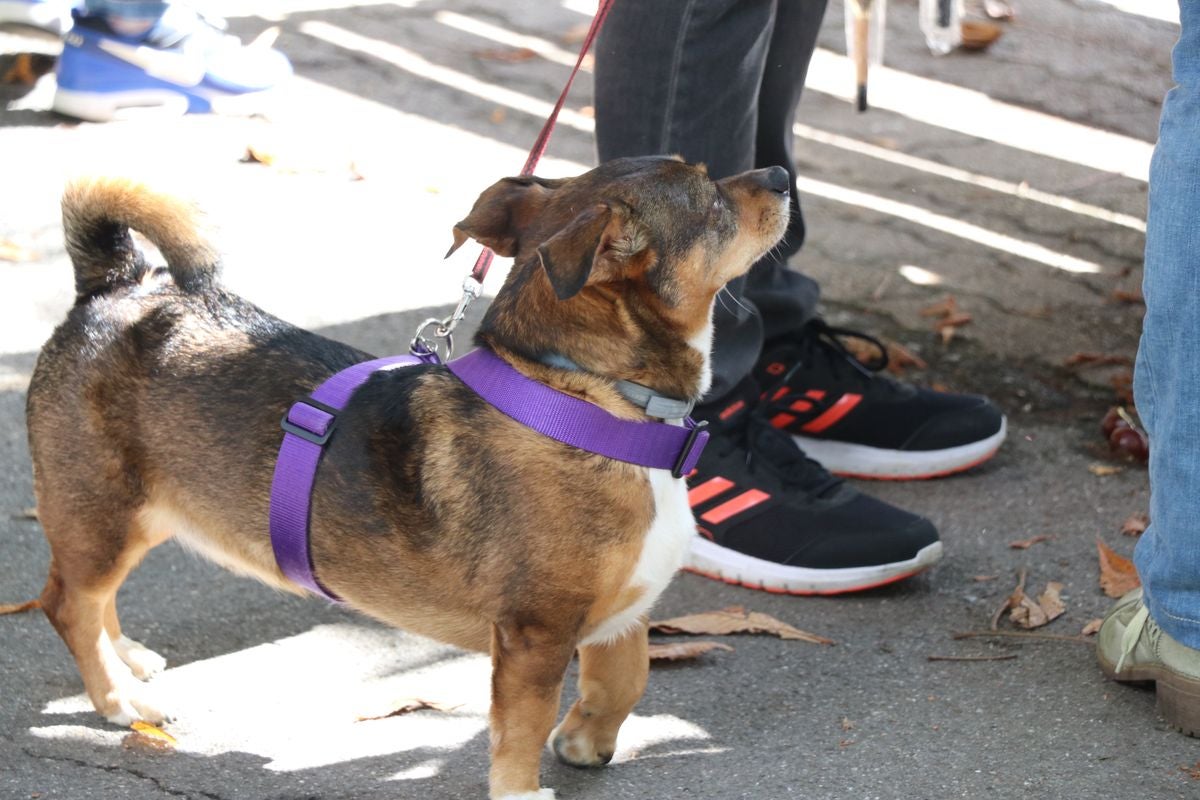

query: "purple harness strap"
(269, 348), (709, 600)
(269, 352), (437, 600)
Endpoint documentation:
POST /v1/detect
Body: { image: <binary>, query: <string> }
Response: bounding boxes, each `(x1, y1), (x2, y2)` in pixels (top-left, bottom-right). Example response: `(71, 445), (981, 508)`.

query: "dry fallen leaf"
(960, 19), (1003, 50)
(841, 717), (855, 731)
(123, 721), (176, 752)
(489, 107), (507, 124)
(1088, 463), (1124, 477)
(1180, 761), (1200, 780)
(0, 239), (37, 263)
(473, 47), (538, 62)
(560, 22), (591, 45)
(1111, 370), (1134, 404)
(356, 698), (460, 722)
(1009, 581), (1066, 630)
(651, 606), (834, 645)
(919, 295), (959, 318)
(1064, 352), (1132, 368)
(1111, 288), (1144, 305)
(972, 575), (998, 582)
(844, 337), (928, 376)
(1120, 511), (1149, 537)
(1081, 618), (1103, 636)
(1009, 535), (1049, 550)
(647, 640), (733, 662)
(1097, 539), (1141, 598)
(0, 598), (39, 615)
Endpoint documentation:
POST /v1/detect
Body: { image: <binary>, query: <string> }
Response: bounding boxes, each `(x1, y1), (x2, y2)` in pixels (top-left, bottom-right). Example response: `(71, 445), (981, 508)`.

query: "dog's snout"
(758, 165), (790, 194)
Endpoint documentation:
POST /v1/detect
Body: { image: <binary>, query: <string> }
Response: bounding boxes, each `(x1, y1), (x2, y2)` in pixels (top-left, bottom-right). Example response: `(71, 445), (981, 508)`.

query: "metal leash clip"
(409, 275), (483, 360)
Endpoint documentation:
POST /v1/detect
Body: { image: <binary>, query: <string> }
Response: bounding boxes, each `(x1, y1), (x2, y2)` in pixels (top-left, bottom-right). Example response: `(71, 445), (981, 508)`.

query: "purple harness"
(268, 347), (709, 600)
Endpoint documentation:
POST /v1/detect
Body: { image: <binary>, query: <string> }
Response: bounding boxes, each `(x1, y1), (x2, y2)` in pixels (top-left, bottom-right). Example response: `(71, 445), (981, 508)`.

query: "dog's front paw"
(550, 721), (614, 768)
(114, 635), (167, 681)
(99, 686), (173, 727)
(495, 791), (556, 800)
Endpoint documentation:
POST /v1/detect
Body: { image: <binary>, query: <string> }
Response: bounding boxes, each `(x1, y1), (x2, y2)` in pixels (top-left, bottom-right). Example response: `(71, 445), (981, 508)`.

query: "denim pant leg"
(594, 0), (824, 401)
(1133, 0), (1200, 650)
(84, 0), (169, 23)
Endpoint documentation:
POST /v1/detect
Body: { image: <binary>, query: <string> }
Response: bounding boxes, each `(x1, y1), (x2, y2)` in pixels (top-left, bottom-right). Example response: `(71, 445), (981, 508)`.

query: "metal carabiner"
(409, 276), (483, 360)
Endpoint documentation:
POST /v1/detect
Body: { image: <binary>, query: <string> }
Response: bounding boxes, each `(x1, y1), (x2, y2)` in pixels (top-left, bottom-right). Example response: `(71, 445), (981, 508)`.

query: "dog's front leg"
(551, 618), (649, 767)
(488, 622), (575, 800)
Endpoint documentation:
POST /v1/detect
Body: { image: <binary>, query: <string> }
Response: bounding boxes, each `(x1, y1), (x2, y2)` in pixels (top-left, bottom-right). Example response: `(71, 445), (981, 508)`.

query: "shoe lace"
(776, 319), (896, 395)
(714, 414), (844, 499)
(1115, 603), (1152, 673)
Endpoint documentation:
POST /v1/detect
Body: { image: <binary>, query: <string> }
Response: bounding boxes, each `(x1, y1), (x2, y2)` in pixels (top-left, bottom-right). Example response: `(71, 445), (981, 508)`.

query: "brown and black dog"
(26, 157), (790, 799)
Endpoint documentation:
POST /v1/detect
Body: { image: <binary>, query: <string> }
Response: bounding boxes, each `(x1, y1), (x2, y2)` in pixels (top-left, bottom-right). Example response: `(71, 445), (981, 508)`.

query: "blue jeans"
(84, 0), (168, 23)
(594, 0), (827, 401)
(1134, 0), (1200, 650)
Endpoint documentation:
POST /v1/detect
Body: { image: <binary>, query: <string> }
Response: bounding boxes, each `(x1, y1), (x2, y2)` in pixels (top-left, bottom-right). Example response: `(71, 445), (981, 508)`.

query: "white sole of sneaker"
(684, 537), (943, 595)
(53, 88), (190, 122)
(792, 417), (1007, 480)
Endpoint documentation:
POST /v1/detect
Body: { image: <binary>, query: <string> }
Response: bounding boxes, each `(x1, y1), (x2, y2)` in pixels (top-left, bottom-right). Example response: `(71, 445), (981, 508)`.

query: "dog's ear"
(537, 202), (647, 301)
(447, 176), (563, 258)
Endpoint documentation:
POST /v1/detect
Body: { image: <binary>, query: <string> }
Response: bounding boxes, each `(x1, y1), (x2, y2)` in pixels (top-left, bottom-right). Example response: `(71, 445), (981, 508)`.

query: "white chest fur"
(581, 469), (694, 646)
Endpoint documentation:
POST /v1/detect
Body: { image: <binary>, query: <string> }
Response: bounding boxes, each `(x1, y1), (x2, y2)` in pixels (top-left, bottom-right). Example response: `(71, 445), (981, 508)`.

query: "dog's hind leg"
(38, 504), (172, 725)
(488, 622), (576, 800)
(550, 619), (649, 768)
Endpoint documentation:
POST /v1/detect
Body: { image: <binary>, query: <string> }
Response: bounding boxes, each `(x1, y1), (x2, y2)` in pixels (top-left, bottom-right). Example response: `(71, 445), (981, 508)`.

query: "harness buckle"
(671, 419), (709, 479)
(280, 397), (342, 446)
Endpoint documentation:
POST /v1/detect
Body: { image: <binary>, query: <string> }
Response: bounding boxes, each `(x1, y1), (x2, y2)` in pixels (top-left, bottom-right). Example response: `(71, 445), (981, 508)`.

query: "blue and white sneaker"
(53, 6), (292, 121)
(0, 0), (75, 35)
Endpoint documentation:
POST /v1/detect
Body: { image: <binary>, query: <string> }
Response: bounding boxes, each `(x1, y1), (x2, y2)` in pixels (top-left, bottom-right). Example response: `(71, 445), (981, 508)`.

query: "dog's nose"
(755, 165), (790, 195)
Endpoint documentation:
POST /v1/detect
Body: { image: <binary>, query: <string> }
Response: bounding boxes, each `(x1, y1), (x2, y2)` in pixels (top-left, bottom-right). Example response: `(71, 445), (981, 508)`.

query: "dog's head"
(453, 156), (790, 402)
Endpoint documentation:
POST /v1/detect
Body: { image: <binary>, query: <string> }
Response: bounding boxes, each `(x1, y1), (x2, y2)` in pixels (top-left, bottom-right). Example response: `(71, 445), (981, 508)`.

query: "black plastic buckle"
(280, 397), (342, 446)
(671, 419), (709, 479)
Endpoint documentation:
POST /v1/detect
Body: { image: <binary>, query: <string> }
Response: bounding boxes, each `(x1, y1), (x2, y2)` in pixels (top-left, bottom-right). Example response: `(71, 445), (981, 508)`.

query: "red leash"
(469, 0), (615, 286)
(414, 0), (614, 357)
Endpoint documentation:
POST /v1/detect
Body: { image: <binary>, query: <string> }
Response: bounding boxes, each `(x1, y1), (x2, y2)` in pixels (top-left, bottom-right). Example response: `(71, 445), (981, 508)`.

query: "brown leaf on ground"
(651, 606), (834, 645)
(1009, 581), (1066, 630)
(122, 722), (176, 752)
(560, 22), (591, 45)
(844, 337), (928, 376)
(0, 239), (37, 263)
(1088, 463), (1124, 477)
(647, 640), (734, 662)
(1064, 352), (1133, 368)
(1180, 761), (1200, 780)
(935, 313), (973, 346)
(1097, 539), (1141, 598)
(356, 698), (460, 722)
(1081, 618), (1104, 636)
(919, 295), (959, 318)
(973, 575), (998, 582)
(0, 598), (39, 615)
(473, 46), (538, 62)
(841, 717), (855, 731)
(489, 107), (507, 124)
(960, 19), (1003, 50)
(1009, 535), (1050, 550)
(1111, 288), (1144, 305)
(1120, 512), (1149, 537)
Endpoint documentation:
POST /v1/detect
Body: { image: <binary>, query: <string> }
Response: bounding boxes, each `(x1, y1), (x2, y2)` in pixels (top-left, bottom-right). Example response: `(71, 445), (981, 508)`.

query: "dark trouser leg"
(595, 0), (826, 400)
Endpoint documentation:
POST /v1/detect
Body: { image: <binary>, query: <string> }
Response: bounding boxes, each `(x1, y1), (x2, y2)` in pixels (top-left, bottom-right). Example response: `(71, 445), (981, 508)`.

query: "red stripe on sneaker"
(771, 386), (790, 401)
(790, 399), (813, 412)
(688, 477), (734, 507)
(805, 389), (826, 400)
(719, 400), (745, 421)
(800, 393), (862, 433)
(700, 489), (769, 524)
(770, 412), (796, 428)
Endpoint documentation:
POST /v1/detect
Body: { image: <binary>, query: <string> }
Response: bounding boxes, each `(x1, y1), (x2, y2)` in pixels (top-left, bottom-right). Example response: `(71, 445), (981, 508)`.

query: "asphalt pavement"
(1, 1), (1195, 798)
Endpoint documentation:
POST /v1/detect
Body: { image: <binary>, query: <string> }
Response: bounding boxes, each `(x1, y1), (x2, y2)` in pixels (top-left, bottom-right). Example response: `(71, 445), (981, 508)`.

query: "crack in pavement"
(19, 745), (226, 800)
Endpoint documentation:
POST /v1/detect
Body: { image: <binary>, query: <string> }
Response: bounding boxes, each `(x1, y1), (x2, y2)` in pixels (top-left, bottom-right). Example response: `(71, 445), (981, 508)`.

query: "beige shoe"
(1097, 589), (1200, 736)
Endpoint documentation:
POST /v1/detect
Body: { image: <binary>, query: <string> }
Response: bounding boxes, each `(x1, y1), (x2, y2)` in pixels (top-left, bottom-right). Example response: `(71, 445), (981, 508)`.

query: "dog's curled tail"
(62, 177), (220, 298)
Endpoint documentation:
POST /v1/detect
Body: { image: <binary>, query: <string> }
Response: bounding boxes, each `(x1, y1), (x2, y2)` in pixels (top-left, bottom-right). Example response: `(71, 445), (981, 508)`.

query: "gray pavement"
(1, 1), (1196, 798)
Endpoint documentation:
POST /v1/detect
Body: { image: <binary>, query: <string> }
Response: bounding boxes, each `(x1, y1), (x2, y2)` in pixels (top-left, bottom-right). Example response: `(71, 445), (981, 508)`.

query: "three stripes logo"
(766, 385), (862, 434)
(687, 476), (772, 539)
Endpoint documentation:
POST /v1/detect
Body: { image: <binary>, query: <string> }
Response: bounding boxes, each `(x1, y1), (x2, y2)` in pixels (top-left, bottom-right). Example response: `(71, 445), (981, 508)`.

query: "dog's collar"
(537, 352), (696, 420)
(446, 348), (708, 474)
(270, 347), (708, 601)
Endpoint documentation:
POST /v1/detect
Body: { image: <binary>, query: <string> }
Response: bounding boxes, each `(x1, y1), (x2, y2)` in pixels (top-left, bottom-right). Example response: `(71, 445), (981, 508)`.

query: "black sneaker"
(684, 379), (943, 595)
(754, 319), (1006, 480)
